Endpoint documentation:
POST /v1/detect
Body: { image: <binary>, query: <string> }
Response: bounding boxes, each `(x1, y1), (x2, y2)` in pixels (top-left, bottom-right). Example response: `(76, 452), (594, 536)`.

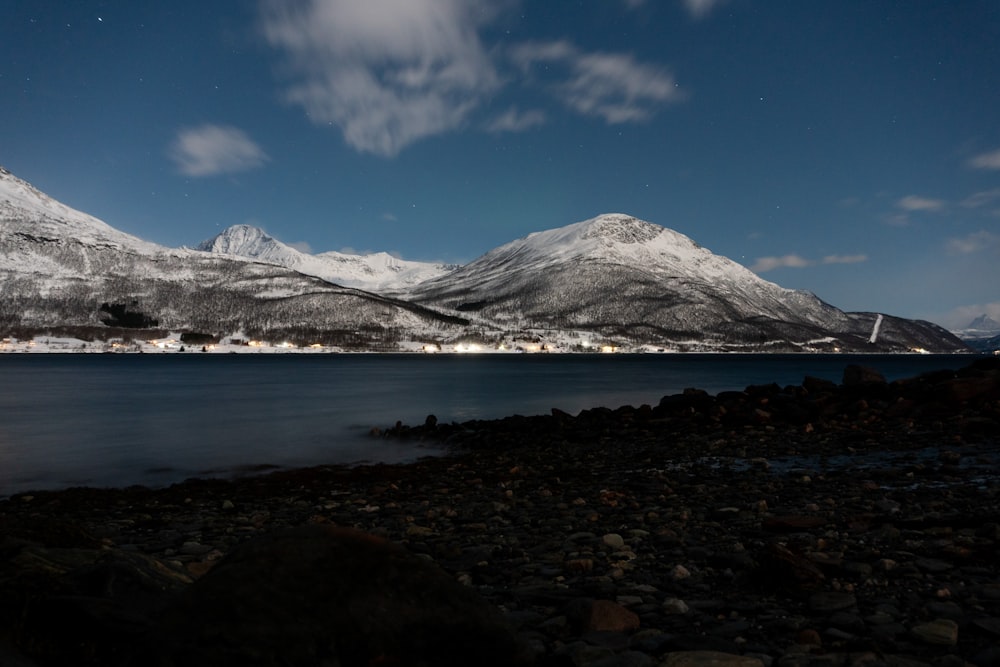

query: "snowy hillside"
(0, 166), (165, 254)
(0, 167), (467, 345)
(405, 214), (966, 352)
(0, 169), (968, 352)
(197, 224), (454, 290)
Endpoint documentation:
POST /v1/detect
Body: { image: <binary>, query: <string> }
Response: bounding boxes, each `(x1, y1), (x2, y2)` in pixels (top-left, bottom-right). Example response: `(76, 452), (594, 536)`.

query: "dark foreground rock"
(1, 357), (998, 666)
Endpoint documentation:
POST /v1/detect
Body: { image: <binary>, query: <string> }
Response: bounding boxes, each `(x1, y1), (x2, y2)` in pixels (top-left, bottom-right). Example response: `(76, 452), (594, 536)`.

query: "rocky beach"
(1, 357), (998, 666)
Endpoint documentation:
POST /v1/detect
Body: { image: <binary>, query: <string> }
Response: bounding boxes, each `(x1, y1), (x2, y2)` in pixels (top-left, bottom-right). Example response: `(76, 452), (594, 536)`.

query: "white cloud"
(968, 148), (1000, 170)
(486, 106), (547, 133)
(750, 254), (811, 273)
(510, 41), (685, 124)
(259, 0), (500, 157)
(822, 254), (868, 265)
(897, 195), (945, 212)
(961, 188), (1000, 208)
(258, 1), (686, 156)
(287, 241), (313, 254)
(683, 0), (724, 19)
(751, 253), (868, 272)
(170, 125), (268, 177)
(946, 230), (1000, 255)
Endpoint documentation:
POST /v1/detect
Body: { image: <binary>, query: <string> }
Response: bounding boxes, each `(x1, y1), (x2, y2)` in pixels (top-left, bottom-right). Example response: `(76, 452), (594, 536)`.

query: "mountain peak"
(580, 214), (662, 245)
(197, 224), (278, 257)
(967, 313), (1000, 331)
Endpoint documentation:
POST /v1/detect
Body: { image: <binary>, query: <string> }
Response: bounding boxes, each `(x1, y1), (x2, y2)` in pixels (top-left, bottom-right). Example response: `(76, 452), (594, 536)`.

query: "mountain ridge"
(196, 224), (455, 291)
(0, 166), (971, 352)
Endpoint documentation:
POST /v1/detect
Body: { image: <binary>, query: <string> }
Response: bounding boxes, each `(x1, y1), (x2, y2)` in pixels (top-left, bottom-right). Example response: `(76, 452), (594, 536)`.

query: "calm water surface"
(0, 353), (982, 495)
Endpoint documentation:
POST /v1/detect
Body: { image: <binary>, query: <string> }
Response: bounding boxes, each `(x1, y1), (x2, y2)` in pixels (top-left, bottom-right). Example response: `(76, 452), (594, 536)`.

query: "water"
(0, 353), (982, 496)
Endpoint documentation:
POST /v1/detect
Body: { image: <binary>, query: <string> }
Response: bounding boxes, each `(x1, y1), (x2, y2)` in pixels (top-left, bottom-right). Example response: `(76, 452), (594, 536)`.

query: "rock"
(970, 616), (1000, 637)
(137, 525), (524, 666)
(566, 598), (641, 634)
(763, 515), (828, 532)
(603, 533), (626, 550)
(661, 650), (765, 667)
(843, 365), (886, 386)
(807, 592), (857, 613)
(663, 598), (690, 615)
(910, 618), (959, 645)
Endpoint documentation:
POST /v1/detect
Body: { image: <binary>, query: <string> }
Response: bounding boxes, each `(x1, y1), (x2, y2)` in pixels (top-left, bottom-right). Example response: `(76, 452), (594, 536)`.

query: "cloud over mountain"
(259, 0), (684, 155)
(170, 125), (269, 177)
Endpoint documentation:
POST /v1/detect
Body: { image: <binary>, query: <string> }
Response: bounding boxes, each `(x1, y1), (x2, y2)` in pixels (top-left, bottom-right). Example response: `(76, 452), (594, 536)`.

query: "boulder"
(136, 524), (524, 666)
(842, 365), (886, 386)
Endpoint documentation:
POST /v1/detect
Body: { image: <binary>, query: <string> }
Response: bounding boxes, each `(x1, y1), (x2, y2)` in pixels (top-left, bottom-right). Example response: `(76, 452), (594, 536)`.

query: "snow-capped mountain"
(404, 214), (967, 352)
(954, 314), (1000, 353)
(196, 224), (454, 291)
(0, 168), (970, 352)
(0, 167), (467, 345)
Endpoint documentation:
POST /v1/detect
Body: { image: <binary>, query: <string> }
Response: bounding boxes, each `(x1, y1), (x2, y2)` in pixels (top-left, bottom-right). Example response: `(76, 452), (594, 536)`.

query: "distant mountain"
(953, 313), (1000, 353)
(403, 214), (968, 352)
(964, 314), (1000, 333)
(0, 168), (971, 352)
(197, 224), (454, 291)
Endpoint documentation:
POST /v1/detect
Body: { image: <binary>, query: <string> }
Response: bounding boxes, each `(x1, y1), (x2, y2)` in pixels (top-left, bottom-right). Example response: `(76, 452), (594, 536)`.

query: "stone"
(807, 592), (857, 613)
(843, 365), (886, 386)
(603, 533), (626, 550)
(137, 525), (524, 666)
(910, 618), (959, 646)
(661, 650), (765, 667)
(663, 598), (690, 615)
(566, 598), (641, 634)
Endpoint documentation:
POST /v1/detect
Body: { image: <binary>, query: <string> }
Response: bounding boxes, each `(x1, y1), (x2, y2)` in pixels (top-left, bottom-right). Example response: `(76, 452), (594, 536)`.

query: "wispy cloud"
(946, 230), (1000, 255)
(510, 41), (685, 124)
(169, 124), (268, 177)
(822, 254), (868, 265)
(968, 148), (1000, 170)
(897, 195), (945, 212)
(258, 1), (685, 156)
(750, 254), (811, 273)
(287, 240), (313, 254)
(259, 0), (500, 157)
(751, 253), (868, 273)
(962, 188), (1000, 209)
(486, 106), (547, 133)
(683, 0), (724, 19)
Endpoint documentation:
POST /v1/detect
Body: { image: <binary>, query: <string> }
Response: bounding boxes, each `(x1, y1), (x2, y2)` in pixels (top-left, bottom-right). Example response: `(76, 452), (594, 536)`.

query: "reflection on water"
(0, 353), (980, 496)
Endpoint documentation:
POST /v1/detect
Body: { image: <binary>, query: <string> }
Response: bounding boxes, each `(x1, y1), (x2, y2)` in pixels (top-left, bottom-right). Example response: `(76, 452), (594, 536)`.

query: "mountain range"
(0, 165), (970, 352)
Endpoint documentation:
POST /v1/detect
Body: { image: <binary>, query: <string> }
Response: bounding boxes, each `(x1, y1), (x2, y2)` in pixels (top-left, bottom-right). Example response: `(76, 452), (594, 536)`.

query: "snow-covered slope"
(0, 166), (165, 253)
(0, 169), (968, 352)
(0, 167), (467, 344)
(406, 214), (967, 352)
(197, 224), (454, 290)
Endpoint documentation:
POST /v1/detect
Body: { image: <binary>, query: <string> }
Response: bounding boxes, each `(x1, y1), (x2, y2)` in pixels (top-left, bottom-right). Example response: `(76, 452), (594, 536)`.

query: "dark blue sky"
(2, 0), (998, 327)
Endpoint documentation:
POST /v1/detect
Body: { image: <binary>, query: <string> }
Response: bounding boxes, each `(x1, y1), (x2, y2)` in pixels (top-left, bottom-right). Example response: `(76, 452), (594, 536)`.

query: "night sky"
(2, 0), (998, 328)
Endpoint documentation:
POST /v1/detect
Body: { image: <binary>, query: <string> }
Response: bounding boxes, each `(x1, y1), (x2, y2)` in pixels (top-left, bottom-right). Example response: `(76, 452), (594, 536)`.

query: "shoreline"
(2, 358), (998, 665)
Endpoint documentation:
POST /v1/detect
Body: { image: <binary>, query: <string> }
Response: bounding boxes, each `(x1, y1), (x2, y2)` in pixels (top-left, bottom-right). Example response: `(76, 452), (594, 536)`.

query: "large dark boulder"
(137, 524), (525, 667)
